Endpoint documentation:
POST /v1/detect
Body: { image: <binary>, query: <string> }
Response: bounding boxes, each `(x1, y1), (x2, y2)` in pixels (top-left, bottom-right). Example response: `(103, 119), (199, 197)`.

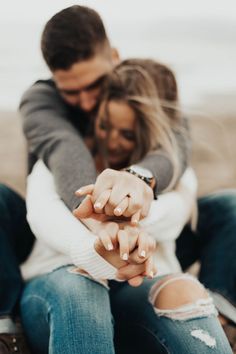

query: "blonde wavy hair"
(99, 59), (183, 191)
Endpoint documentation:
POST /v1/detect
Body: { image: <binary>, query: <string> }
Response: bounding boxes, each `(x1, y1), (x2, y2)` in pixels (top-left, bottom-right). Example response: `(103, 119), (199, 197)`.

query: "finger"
(93, 189), (112, 213)
(73, 195), (94, 219)
(117, 263), (145, 280)
(131, 209), (141, 226)
(99, 229), (114, 251)
(125, 226), (139, 251)
(122, 190), (143, 218)
(128, 276), (144, 287)
(106, 222), (119, 249)
(75, 184), (94, 196)
(104, 203), (115, 216)
(137, 230), (149, 259)
(128, 236), (156, 265)
(128, 248), (148, 265)
(117, 230), (130, 261)
(144, 256), (157, 279)
(147, 236), (156, 253)
(113, 197), (129, 216)
(141, 187), (153, 217)
(108, 182), (131, 210)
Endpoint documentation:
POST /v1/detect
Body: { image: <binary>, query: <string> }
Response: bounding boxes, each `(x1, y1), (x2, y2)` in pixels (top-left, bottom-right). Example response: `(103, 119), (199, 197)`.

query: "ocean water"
(0, 17), (236, 111)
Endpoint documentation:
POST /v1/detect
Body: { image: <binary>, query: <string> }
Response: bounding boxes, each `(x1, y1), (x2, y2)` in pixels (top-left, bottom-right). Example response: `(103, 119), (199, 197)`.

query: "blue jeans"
(0, 184), (34, 317)
(20, 267), (232, 354)
(176, 190), (236, 321)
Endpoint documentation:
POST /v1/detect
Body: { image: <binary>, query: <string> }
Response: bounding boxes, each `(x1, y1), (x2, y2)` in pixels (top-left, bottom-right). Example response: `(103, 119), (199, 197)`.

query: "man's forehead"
(54, 55), (113, 90)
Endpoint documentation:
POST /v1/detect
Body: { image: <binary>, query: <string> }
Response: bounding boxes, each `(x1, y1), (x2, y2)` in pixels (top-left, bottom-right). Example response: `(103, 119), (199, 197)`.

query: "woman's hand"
(95, 220), (157, 279)
(75, 168), (154, 224)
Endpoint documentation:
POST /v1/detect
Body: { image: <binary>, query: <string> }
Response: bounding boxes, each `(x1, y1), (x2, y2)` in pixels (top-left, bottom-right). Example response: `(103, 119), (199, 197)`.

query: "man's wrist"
(124, 165), (156, 190)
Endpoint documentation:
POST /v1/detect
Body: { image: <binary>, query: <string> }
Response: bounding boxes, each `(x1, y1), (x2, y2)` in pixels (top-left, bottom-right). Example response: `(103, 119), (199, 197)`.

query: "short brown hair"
(41, 5), (109, 71)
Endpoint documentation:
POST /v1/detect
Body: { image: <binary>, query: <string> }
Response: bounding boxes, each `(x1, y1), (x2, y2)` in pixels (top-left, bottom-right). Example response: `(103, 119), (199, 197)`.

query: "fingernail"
(108, 243), (113, 251)
(140, 250), (146, 258)
(76, 189), (83, 194)
(132, 219), (138, 225)
(115, 208), (122, 214)
(94, 202), (102, 209)
(122, 253), (128, 261)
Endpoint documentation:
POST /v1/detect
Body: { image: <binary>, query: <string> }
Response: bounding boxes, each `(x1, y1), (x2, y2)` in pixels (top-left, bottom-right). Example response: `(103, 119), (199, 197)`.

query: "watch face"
(130, 165), (153, 179)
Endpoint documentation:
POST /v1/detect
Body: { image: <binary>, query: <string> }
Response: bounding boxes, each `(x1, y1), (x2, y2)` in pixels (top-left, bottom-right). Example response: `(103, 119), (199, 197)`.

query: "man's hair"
(41, 5), (109, 71)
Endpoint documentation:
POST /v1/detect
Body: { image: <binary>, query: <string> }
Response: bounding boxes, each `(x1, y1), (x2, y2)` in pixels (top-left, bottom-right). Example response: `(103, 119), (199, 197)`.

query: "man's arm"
(138, 117), (191, 194)
(19, 81), (97, 210)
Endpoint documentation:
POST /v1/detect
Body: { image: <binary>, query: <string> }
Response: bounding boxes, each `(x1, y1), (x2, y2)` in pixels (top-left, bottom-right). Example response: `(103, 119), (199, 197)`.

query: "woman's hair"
(99, 58), (183, 190)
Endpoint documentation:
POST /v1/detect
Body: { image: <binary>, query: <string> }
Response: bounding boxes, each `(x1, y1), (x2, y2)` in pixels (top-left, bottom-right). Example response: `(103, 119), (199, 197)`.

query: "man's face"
(53, 53), (116, 112)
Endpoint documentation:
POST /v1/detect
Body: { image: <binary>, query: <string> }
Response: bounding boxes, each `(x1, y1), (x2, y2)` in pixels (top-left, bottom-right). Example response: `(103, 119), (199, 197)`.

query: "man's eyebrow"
(59, 74), (106, 94)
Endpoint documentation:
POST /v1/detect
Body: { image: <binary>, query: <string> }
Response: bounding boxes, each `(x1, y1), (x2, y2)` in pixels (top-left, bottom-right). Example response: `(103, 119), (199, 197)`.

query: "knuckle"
(130, 202), (142, 211)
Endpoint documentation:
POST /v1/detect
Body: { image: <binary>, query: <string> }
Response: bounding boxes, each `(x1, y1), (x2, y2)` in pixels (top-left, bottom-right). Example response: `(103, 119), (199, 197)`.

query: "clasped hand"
(73, 169), (156, 286)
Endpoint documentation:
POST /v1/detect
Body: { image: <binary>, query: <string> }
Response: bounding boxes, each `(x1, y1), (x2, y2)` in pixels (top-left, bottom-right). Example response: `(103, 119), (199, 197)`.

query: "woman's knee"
(22, 267), (112, 324)
(150, 274), (217, 320)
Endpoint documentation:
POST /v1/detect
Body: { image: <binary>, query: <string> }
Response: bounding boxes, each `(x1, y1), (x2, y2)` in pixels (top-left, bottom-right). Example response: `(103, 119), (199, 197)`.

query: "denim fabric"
(0, 184), (34, 316)
(110, 278), (232, 354)
(21, 267), (232, 354)
(20, 267), (115, 354)
(176, 190), (236, 307)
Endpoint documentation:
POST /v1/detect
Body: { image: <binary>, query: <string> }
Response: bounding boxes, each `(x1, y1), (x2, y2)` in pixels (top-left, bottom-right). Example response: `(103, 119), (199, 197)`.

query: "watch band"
(124, 167), (155, 189)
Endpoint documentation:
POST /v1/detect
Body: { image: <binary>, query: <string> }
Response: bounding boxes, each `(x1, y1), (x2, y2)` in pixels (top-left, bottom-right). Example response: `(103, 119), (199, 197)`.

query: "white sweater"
(21, 161), (197, 281)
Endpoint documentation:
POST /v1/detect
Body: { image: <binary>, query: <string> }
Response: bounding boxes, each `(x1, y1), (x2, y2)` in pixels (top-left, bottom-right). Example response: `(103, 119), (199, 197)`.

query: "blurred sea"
(0, 17), (236, 111)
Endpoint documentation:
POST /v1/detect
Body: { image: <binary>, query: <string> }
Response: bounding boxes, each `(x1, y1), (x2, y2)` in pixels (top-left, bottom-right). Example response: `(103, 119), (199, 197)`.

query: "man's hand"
(75, 168), (154, 224)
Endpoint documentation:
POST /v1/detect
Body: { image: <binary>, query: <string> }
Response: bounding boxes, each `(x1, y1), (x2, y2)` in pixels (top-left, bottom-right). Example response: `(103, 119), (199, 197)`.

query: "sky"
(1, 0), (236, 23)
(0, 0), (236, 110)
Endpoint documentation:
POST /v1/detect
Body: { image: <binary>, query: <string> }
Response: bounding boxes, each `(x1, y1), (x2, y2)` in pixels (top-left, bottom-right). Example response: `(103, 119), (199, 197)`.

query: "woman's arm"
(26, 160), (117, 279)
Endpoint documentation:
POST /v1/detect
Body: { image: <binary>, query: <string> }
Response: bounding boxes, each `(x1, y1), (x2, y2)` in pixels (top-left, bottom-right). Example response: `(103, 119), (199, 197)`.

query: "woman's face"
(95, 100), (136, 168)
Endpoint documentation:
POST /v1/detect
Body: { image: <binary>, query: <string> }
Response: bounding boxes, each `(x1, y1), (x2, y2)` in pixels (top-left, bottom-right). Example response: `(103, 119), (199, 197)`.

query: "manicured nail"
(115, 208), (122, 215)
(94, 202), (102, 209)
(122, 253), (128, 261)
(107, 243), (113, 251)
(140, 250), (146, 258)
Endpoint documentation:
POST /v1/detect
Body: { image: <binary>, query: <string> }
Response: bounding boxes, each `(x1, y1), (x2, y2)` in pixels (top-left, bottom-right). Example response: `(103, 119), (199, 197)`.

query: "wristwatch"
(124, 165), (156, 189)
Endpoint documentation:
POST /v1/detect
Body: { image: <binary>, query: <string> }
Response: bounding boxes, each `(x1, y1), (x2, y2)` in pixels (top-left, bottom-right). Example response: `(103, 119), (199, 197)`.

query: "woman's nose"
(107, 130), (119, 149)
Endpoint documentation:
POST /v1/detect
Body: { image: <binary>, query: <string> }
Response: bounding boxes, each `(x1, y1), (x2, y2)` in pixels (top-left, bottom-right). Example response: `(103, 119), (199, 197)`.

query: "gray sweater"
(19, 79), (190, 211)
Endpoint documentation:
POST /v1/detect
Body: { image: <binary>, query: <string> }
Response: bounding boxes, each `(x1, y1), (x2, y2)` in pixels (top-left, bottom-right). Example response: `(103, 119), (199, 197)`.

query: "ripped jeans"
(20, 267), (232, 354)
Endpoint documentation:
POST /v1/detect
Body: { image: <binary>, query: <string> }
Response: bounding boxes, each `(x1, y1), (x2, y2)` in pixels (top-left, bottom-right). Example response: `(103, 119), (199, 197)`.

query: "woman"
(20, 60), (232, 353)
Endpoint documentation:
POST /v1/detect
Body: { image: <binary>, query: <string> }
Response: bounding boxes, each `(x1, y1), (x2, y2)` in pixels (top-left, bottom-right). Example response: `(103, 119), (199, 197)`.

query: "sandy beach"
(0, 99), (236, 197)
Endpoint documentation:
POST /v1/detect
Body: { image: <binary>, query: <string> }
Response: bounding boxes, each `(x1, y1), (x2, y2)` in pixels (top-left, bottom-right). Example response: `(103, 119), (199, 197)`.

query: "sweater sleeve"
(138, 117), (191, 194)
(26, 160), (117, 280)
(140, 168), (198, 242)
(19, 82), (97, 211)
